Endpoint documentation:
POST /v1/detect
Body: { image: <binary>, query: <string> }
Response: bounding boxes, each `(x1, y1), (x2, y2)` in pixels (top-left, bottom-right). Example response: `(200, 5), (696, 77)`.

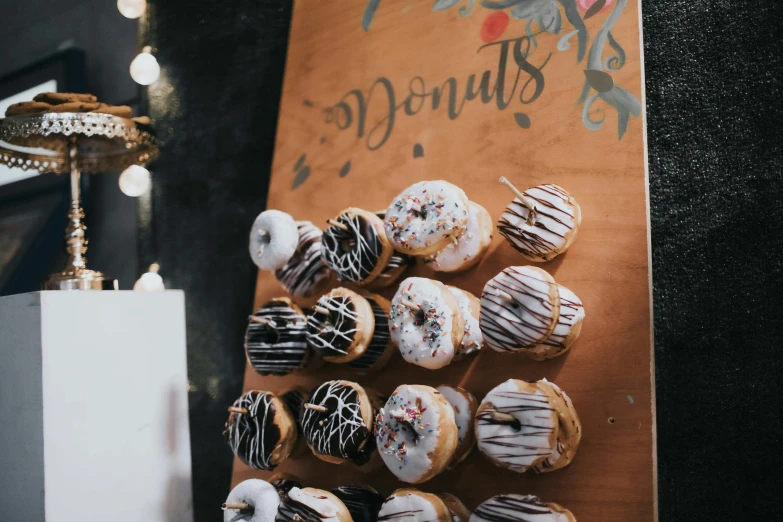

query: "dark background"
(1, 0), (781, 520)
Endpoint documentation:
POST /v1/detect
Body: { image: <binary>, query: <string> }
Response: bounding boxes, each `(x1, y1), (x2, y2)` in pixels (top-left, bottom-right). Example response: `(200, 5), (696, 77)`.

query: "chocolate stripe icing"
(245, 299), (310, 376)
(331, 486), (384, 522)
(348, 297), (390, 370)
(275, 221), (331, 298)
(471, 494), (567, 522)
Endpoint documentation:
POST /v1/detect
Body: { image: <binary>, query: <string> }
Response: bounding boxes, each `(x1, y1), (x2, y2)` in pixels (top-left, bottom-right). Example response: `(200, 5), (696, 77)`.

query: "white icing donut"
(390, 277), (464, 369)
(436, 385), (474, 449)
(223, 479), (280, 522)
(384, 181), (470, 255)
(470, 494), (575, 522)
(529, 284), (585, 360)
(475, 379), (558, 473)
(378, 489), (451, 522)
(447, 287), (483, 357)
(497, 184), (581, 262)
(374, 385), (458, 484)
(426, 202), (492, 273)
(479, 266), (560, 352)
(249, 210), (299, 270)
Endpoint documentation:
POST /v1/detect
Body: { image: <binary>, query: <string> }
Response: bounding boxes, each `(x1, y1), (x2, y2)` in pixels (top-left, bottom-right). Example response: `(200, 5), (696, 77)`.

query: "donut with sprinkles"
(383, 180), (470, 256)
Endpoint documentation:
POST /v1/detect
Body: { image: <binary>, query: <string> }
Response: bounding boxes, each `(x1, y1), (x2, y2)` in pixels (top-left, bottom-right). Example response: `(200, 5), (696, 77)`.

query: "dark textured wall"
(139, 1), (292, 520)
(644, 0), (783, 519)
(139, 0), (783, 520)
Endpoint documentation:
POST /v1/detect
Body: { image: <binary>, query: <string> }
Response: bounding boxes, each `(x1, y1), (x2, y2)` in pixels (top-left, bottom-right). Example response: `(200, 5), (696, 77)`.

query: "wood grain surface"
(234, 1), (653, 521)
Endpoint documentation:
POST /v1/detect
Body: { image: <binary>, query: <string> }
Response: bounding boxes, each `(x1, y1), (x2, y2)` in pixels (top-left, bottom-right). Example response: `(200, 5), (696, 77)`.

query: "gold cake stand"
(0, 112), (158, 290)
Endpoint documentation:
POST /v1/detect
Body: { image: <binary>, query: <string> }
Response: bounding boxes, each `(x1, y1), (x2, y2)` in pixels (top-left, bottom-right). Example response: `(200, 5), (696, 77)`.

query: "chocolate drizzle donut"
(281, 389), (308, 432)
(374, 211), (413, 285)
(479, 267), (560, 352)
(276, 488), (351, 522)
(245, 298), (310, 376)
(301, 381), (372, 461)
(225, 391), (291, 471)
(322, 208), (392, 285)
(470, 494), (576, 522)
(307, 288), (373, 362)
(348, 296), (392, 370)
(331, 486), (385, 522)
(275, 221), (332, 298)
(497, 184), (581, 263)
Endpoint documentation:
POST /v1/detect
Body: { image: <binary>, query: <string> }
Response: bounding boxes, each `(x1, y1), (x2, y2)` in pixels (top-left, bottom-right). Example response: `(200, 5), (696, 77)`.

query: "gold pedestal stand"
(0, 112), (158, 290)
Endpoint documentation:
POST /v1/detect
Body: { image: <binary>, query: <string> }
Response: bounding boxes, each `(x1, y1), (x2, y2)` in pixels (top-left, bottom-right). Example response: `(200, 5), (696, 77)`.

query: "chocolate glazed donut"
(322, 208), (392, 286)
(301, 381), (371, 461)
(331, 486), (385, 522)
(224, 391), (282, 471)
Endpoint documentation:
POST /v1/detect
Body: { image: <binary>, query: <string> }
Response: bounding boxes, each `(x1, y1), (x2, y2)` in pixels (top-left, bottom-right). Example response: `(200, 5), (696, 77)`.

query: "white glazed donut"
(377, 489), (452, 522)
(497, 183), (581, 262)
(384, 180), (470, 256)
(436, 385), (477, 467)
(475, 379), (574, 473)
(479, 266), (560, 352)
(223, 479), (280, 522)
(470, 494), (576, 522)
(249, 210), (299, 270)
(374, 385), (458, 484)
(528, 284), (585, 360)
(389, 277), (465, 370)
(425, 201), (493, 273)
(447, 287), (483, 357)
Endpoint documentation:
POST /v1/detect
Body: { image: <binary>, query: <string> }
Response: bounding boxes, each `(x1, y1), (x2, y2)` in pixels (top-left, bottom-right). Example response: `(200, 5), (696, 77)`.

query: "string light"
(119, 165), (151, 197)
(117, 0), (147, 19)
(134, 263), (165, 292)
(130, 46), (160, 85)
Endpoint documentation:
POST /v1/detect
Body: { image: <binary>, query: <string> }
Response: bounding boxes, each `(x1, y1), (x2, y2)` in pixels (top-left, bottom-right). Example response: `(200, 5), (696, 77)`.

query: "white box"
(0, 291), (193, 522)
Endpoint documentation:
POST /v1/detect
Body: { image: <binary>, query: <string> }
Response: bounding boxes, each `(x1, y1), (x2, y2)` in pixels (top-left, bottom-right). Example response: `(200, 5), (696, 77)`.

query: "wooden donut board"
(234, 1), (655, 521)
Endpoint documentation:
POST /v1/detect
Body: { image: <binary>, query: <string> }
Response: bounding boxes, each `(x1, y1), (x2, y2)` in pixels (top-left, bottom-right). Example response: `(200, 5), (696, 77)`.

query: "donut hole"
(340, 237), (357, 253)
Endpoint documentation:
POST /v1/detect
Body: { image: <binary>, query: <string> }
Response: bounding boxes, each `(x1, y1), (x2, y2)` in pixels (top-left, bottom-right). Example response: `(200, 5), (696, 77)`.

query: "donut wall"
(233, 1), (653, 521)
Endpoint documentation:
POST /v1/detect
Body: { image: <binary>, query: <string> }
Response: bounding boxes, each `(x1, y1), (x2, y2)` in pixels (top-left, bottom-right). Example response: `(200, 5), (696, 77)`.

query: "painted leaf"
(339, 160), (351, 177)
(433, 0), (461, 10)
(514, 112), (531, 129)
(293, 154), (306, 172)
(413, 143), (424, 158)
(292, 166), (310, 190)
(362, 0), (381, 32)
(583, 0), (605, 20)
(537, 2), (561, 34)
(481, 0), (527, 9)
(510, 0), (551, 20)
(584, 69), (615, 92)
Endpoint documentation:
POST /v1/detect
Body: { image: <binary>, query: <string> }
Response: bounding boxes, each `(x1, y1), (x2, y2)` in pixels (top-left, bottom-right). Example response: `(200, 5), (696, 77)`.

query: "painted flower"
(577, 0), (613, 12)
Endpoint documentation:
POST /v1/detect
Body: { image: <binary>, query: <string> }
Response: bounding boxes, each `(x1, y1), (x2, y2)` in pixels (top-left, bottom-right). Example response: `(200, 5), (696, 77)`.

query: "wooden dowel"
(314, 305), (330, 315)
(222, 503), (252, 512)
(499, 176), (537, 222)
(227, 406), (248, 414)
(458, 349), (483, 389)
(249, 316), (271, 325)
(326, 219), (349, 231)
(149, 263), (160, 273)
(304, 403), (328, 413)
(488, 410), (517, 423)
(400, 300), (421, 312)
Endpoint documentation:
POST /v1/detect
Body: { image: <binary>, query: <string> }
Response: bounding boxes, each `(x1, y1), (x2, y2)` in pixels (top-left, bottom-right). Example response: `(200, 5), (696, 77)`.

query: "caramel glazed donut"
(321, 208), (392, 285)
(470, 494), (576, 522)
(475, 379), (581, 474)
(378, 489), (453, 522)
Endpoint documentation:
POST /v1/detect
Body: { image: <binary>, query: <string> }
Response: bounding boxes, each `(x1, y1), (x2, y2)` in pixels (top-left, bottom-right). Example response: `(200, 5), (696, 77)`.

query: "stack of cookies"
(4, 92), (149, 124)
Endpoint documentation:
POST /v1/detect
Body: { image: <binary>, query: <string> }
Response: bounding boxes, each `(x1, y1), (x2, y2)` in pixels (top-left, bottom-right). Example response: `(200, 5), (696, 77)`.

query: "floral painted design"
(361, 0), (640, 140)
